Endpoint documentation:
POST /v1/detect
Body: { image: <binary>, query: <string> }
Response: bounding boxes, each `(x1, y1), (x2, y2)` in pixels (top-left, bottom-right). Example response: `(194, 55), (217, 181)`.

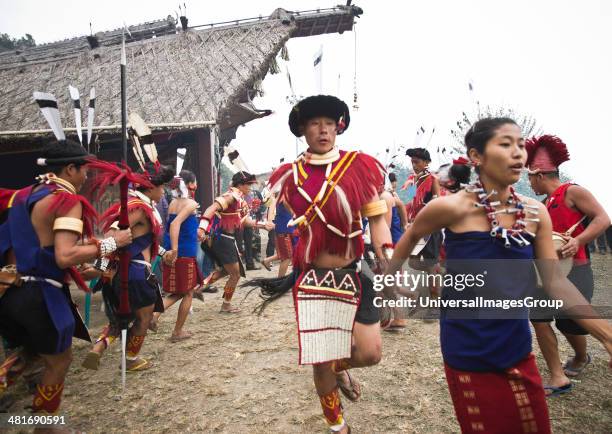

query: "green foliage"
(0, 33), (36, 52)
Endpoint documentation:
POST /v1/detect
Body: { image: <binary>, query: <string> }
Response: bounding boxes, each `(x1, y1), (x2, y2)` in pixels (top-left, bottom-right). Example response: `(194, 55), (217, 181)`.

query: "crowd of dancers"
(0, 92), (611, 434)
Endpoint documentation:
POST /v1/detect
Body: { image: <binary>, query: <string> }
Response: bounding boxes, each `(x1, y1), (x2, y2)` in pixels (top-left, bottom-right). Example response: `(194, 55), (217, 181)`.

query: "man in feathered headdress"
(198, 171), (271, 314)
(245, 95), (392, 433)
(527, 134), (610, 396)
(82, 160), (175, 372)
(0, 137), (134, 413)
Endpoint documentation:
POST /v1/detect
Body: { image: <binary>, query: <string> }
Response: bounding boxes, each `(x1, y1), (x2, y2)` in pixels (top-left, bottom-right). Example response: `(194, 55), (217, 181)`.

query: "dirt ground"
(2, 245), (611, 433)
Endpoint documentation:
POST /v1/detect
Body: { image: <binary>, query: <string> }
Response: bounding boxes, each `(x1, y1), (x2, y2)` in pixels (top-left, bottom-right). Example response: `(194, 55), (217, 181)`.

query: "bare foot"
(220, 303), (241, 314)
(169, 331), (193, 343)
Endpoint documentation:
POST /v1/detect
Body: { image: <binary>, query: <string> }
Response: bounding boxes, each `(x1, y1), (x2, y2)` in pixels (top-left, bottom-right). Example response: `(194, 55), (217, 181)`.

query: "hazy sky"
(1, 0), (611, 215)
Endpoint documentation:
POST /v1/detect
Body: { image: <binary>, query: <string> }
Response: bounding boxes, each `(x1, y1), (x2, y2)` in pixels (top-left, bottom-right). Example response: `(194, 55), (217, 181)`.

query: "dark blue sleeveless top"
(390, 207), (404, 244)
(274, 203), (292, 235)
(3, 185), (76, 353)
(8, 186), (64, 280)
(128, 233), (153, 280)
(163, 214), (198, 258)
(441, 229), (536, 372)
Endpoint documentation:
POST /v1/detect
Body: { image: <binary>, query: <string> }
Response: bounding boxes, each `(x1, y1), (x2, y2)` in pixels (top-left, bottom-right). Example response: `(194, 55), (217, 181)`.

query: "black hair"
(447, 164), (472, 192)
(179, 170), (196, 184)
(137, 162), (175, 191)
(231, 171), (256, 186)
(388, 172), (397, 183)
(406, 147), (431, 162)
(464, 117), (518, 154)
(42, 139), (89, 174)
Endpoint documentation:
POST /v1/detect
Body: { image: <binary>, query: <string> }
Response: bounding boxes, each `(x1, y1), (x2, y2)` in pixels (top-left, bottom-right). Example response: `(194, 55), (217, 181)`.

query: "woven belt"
(21, 276), (63, 288)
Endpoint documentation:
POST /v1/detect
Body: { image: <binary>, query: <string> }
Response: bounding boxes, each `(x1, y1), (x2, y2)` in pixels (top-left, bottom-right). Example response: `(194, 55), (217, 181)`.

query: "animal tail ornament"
(86, 159), (154, 200)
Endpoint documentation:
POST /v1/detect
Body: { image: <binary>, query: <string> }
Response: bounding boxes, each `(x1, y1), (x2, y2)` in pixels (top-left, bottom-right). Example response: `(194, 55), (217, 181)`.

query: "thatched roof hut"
(0, 5), (362, 205)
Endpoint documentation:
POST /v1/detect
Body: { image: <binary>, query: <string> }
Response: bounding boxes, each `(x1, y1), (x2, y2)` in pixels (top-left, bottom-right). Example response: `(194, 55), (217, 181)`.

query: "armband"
(99, 237), (118, 256)
(199, 217), (211, 233)
(53, 217), (83, 234)
(360, 200), (388, 218)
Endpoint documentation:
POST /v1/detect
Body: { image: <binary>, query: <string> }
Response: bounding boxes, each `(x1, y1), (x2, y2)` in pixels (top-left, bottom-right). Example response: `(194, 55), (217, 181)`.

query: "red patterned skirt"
(444, 354), (551, 434)
(162, 257), (203, 295)
(275, 233), (293, 261)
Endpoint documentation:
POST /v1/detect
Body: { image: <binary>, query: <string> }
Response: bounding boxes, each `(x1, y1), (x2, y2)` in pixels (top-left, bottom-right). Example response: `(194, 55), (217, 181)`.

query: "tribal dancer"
(245, 95), (392, 433)
(261, 193), (294, 278)
(0, 139), (132, 414)
(386, 117), (612, 434)
(82, 162), (174, 371)
(198, 171), (269, 314)
(150, 170), (202, 342)
(526, 135), (610, 396)
(379, 173), (408, 331)
(405, 147), (443, 304)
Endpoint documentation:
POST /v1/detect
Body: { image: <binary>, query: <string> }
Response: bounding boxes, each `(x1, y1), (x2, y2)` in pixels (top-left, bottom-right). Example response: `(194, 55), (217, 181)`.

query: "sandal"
(81, 352), (101, 371)
(336, 370), (361, 402)
(260, 259), (271, 271)
(126, 357), (151, 372)
(544, 383), (573, 397)
(563, 353), (591, 377)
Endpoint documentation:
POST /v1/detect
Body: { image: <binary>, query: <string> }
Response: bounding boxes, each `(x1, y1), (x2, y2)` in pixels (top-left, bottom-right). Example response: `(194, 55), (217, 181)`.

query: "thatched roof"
(0, 5), (362, 142)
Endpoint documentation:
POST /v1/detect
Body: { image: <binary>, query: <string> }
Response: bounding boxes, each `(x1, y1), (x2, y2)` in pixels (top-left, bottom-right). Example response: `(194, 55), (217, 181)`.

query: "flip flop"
(337, 370), (361, 402)
(544, 383), (573, 397)
(563, 353), (591, 377)
(201, 285), (218, 294)
(260, 260), (271, 271)
(126, 358), (150, 372)
(81, 352), (101, 371)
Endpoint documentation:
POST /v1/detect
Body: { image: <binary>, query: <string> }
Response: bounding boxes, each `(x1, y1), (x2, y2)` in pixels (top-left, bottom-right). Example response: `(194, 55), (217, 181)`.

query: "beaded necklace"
(464, 179), (539, 248)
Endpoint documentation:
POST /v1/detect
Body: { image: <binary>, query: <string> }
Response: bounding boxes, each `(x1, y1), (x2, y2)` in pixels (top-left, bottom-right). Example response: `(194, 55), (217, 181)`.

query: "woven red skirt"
(444, 353), (551, 434)
(162, 257), (203, 295)
(275, 233), (293, 261)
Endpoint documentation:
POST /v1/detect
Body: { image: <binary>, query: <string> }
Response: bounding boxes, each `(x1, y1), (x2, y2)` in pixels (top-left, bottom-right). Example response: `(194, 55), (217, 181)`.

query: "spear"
(118, 26), (131, 390)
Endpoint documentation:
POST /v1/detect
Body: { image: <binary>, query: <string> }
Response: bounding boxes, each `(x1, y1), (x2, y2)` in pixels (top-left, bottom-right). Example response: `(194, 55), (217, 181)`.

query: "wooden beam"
(195, 127), (216, 208)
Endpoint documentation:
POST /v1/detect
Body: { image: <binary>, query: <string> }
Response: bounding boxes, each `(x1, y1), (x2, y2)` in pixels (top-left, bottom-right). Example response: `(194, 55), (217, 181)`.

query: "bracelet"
(158, 246), (167, 257)
(93, 257), (110, 272)
(381, 243), (394, 260)
(99, 237), (118, 257)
